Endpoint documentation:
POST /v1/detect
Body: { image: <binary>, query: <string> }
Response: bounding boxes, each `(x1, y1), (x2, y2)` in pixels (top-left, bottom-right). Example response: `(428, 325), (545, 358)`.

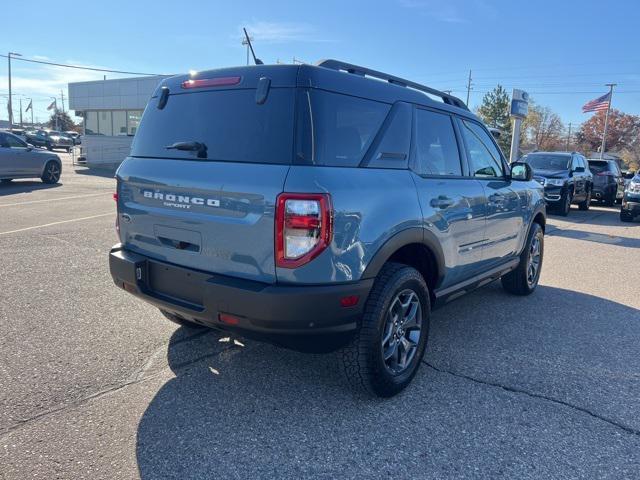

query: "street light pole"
(7, 52), (22, 131)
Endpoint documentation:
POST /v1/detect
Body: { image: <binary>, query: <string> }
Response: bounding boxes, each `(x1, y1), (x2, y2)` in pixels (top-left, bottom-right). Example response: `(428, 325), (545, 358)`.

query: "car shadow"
(73, 167), (116, 179)
(0, 181), (61, 197)
(135, 284), (640, 478)
(547, 228), (640, 248)
(547, 205), (638, 229)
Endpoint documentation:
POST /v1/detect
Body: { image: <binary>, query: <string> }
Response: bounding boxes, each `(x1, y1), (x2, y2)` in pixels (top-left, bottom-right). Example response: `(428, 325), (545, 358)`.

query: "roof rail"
(316, 59), (469, 111)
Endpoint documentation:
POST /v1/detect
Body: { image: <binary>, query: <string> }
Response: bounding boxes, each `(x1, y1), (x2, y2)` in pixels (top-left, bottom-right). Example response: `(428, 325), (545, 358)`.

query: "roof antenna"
(243, 28), (263, 65)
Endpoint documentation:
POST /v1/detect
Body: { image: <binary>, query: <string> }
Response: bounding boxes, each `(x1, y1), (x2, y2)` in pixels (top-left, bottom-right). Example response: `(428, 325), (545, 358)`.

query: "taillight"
(276, 193), (332, 268)
(181, 76), (241, 89)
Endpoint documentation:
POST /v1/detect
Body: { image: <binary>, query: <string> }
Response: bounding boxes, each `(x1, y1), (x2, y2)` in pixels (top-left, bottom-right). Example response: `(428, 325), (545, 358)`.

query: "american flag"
(582, 92), (611, 113)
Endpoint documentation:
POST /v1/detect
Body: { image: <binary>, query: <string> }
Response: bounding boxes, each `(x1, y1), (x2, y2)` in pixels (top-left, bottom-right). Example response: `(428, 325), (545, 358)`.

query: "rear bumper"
(109, 244), (372, 335)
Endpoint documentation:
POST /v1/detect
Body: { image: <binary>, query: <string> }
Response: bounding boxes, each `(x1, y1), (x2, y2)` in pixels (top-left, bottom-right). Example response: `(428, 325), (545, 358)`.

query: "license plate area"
(148, 261), (205, 308)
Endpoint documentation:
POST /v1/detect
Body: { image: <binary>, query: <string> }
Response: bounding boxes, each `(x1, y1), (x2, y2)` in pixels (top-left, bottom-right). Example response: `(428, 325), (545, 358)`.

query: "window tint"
(460, 120), (504, 177)
(5, 134), (25, 148)
(414, 109), (462, 176)
(297, 90), (390, 167)
(588, 160), (608, 174)
(131, 88), (295, 164)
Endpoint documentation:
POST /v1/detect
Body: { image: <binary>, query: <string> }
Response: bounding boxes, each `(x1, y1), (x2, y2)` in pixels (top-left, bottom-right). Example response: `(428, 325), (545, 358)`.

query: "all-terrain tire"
(502, 222), (544, 296)
(339, 262), (430, 397)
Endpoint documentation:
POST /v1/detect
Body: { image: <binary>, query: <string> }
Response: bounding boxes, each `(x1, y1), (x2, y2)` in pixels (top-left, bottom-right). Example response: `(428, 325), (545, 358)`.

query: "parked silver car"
(0, 131), (62, 184)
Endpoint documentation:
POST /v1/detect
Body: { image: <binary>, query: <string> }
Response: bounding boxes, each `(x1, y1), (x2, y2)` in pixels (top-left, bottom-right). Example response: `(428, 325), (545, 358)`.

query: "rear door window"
(413, 109), (462, 176)
(296, 90), (390, 167)
(131, 88), (295, 164)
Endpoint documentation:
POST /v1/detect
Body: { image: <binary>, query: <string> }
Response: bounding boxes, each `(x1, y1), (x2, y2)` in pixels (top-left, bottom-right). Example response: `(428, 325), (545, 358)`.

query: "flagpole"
(599, 83), (616, 160)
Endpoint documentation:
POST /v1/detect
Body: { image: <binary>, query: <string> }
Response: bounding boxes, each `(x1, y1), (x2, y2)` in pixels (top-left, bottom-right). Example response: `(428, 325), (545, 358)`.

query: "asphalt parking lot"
(1, 153), (639, 479)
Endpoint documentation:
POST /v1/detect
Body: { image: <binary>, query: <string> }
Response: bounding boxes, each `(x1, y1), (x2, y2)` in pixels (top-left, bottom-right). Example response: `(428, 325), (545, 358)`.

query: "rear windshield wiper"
(165, 141), (208, 159)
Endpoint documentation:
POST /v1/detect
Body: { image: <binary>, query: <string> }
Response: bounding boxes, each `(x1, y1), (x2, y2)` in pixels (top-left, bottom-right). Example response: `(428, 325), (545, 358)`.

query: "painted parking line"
(0, 193), (108, 207)
(0, 213), (113, 236)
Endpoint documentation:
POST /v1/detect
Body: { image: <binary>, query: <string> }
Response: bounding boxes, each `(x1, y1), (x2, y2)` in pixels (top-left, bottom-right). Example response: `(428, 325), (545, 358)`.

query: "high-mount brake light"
(275, 193), (332, 269)
(181, 76), (241, 89)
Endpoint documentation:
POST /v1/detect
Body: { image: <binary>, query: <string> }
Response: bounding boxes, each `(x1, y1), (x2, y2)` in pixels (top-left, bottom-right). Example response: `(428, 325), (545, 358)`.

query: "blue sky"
(1, 0), (639, 127)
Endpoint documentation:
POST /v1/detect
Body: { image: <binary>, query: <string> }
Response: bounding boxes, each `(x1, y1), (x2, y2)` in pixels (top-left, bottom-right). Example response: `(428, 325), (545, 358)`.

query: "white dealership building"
(68, 75), (168, 168)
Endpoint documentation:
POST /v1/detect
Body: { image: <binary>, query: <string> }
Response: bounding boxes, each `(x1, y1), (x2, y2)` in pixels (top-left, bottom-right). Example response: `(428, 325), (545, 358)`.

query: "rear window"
(587, 160), (610, 174)
(130, 88), (295, 164)
(296, 90), (390, 167)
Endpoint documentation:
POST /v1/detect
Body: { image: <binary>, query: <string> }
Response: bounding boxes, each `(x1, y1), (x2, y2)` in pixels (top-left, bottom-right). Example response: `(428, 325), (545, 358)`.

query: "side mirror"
(510, 161), (533, 181)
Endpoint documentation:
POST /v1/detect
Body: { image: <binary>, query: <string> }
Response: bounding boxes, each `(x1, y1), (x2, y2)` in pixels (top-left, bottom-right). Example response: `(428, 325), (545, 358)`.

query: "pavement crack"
(424, 361), (640, 437)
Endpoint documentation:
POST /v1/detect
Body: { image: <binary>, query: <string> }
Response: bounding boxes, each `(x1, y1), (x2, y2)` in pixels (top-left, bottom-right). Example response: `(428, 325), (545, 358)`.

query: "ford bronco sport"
(109, 60), (546, 397)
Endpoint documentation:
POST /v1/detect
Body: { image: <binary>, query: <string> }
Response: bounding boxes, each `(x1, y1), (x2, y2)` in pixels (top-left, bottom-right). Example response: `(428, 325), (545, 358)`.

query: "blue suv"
(109, 60), (546, 397)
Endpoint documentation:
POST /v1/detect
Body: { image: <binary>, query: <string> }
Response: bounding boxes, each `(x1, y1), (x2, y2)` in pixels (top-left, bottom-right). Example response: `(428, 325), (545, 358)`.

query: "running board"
(433, 259), (519, 308)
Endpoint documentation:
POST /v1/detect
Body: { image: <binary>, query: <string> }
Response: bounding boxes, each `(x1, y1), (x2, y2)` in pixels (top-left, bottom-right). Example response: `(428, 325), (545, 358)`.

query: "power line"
(0, 54), (163, 76)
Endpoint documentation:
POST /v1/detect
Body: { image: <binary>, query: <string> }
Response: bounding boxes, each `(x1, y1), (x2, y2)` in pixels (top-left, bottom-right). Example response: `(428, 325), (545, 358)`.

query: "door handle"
(430, 195), (454, 209)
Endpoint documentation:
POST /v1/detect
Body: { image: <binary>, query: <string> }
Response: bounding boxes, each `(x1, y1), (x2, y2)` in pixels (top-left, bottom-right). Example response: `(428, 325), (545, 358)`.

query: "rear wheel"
(339, 262), (430, 397)
(578, 189), (591, 211)
(41, 161), (61, 184)
(604, 192), (615, 207)
(502, 222), (544, 296)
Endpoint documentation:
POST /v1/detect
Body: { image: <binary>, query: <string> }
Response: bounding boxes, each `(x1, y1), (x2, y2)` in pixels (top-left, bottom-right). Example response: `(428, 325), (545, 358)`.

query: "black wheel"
(1, 179), (13, 184)
(46, 143), (53, 151)
(558, 192), (571, 216)
(160, 309), (206, 329)
(620, 210), (634, 222)
(578, 189), (591, 211)
(502, 223), (544, 296)
(41, 161), (61, 184)
(339, 262), (430, 397)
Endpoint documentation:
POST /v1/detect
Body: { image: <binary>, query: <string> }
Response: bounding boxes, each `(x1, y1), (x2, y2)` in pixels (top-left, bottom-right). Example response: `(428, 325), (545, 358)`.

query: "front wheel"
(339, 262), (430, 397)
(558, 192), (571, 216)
(502, 222), (544, 295)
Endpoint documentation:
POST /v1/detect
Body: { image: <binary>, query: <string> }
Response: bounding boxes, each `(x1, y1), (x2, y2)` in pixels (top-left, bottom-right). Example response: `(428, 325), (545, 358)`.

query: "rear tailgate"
(115, 67), (298, 284)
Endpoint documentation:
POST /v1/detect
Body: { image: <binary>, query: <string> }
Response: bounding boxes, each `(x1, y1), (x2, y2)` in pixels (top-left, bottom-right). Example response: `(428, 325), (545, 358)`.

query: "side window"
(0, 133), (8, 147)
(414, 109), (462, 176)
(5, 135), (25, 148)
(460, 120), (505, 178)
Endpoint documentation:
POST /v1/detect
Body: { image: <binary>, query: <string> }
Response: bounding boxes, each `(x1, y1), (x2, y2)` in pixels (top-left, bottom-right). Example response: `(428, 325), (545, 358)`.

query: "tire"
(160, 309), (206, 329)
(502, 222), (544, 296)
(620, 210), (634, 223)
(41, 161), (61, 184)
(578, 189), (591, 211)
(558, 191), (571, 216)
(1, 179), (13, 184)
(339, 262), (430, 397)
(46, 143), (53, 151)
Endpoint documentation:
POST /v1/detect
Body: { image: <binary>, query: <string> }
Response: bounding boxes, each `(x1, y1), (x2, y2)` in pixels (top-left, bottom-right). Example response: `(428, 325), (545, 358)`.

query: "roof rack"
(316, 59), (469, 111)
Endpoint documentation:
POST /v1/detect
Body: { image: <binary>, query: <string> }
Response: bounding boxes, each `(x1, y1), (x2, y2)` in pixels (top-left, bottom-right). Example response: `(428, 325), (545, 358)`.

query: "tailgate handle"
(158, 236), (200, 252)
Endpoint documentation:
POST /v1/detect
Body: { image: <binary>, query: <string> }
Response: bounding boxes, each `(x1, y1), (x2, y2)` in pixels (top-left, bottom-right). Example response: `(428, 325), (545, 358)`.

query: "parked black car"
(523, 152), (593, 216)
(620, 172), (640, 222)
(25, 129), (74, 152)
(587, 159), (625, 206)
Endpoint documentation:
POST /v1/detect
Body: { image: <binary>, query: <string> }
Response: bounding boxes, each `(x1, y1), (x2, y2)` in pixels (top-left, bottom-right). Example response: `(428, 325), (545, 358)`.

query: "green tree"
(47, 111), (76, 132)
(477, 85), (512, 154)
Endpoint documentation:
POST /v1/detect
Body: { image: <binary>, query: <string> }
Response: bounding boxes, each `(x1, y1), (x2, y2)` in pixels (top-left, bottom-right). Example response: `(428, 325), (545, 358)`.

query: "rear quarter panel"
(279, 166), (422, 284)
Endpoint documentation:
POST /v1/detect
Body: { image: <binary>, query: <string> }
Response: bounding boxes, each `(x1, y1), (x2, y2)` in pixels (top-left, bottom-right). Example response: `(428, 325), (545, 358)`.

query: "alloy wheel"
(381, 289), (422, 374)
(47, 163), (60, 182)
(526, 232), (543, 287)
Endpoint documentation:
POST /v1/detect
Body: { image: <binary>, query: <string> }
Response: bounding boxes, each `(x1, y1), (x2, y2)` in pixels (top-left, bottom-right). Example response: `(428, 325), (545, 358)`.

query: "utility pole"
(51, 97), (59, 131)
(7, 52), (22, 131)
(19, 98), (23, 127)
(465, 69), (473, 106)
(60, 89), (65, 112)
(600, 83), (616, 160)
(565, 122), (572, 151)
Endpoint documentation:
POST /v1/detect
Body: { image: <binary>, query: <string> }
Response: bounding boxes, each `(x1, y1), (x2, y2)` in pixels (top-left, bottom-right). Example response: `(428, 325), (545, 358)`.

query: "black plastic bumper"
(109, 245), (373, 335)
